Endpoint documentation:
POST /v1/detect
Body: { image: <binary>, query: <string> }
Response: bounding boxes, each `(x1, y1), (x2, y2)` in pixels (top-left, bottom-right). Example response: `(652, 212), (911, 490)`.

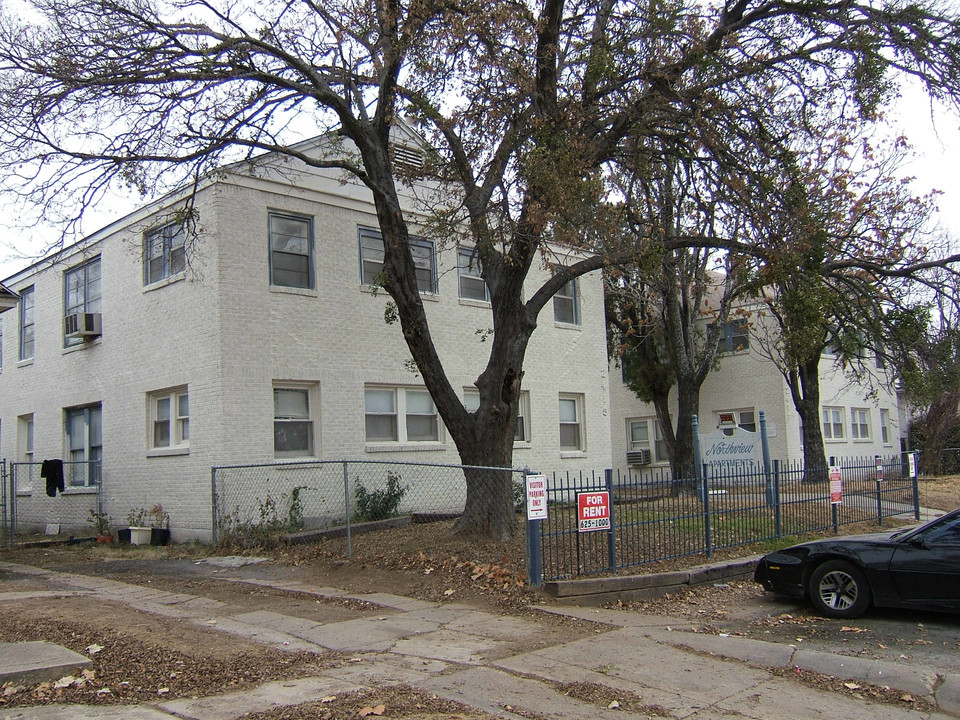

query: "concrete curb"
(541, 555), (761, 604)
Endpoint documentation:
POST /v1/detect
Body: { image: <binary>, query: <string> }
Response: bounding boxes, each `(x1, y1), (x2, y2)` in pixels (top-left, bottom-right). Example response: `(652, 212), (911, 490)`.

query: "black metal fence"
(537, 455), (919, 581)
(2, 461), (103, 546)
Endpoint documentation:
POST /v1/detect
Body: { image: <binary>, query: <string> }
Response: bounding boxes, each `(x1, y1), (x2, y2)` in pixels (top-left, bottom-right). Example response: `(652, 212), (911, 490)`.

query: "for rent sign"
(577, 491), (611, 532)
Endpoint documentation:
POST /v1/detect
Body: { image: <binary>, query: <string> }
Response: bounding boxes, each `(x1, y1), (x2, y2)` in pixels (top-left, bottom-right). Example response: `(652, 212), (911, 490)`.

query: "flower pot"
(150, 528), (170, 546)
(96, 534), (113, 543)
(129, 526), (152, 545)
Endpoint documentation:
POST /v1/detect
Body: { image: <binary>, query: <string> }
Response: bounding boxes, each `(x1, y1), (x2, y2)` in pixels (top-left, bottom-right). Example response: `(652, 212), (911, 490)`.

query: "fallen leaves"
(358, 703), (386, 716)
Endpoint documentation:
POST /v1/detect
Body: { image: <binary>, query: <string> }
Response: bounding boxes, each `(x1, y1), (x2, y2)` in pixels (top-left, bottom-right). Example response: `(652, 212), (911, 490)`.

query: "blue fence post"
(524, 468), (543, 587)
(760, 411), (775, 508)
(773, 459), (782, 537)
(605, 468), (617, 574)
(702, 462), (712, 557)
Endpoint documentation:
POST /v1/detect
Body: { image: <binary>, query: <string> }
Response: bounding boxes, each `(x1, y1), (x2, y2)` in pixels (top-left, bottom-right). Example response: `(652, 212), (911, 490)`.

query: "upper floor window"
(18, 414), (33, 464)
(149, 387), (189, 451)
(359, 227), (436, 293)
(553, 279), (579, 325)
(64, 257), (102, 346)
(269, 212), (314, 289)
(458, 248), (489, 301)
(716, 319), (749, 353)
(19, 285), (35, 361)
(144, 222), (186, 285)
(65, 403), (102, 487)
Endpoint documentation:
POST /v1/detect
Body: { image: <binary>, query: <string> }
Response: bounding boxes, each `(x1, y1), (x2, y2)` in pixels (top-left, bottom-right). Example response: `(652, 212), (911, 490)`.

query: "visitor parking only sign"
(577, 491), (611, 532)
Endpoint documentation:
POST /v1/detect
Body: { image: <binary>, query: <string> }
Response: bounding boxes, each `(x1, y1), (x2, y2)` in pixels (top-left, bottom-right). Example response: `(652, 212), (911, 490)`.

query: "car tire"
(809, 560), (872, 618)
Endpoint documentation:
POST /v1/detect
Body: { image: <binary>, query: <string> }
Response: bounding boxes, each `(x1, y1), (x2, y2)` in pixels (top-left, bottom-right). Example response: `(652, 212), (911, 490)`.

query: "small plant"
(286, 486), (309, 531)
(127, 507), (148, 527)
(354, 471), (407, 522)
(87, 508), (111, 535)
(148, 503), (170, 529)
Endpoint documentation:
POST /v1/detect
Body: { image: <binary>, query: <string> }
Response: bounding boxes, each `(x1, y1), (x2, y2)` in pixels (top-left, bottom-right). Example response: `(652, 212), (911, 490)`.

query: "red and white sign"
(875, 456), (884, 482)
(829, 466), (843, 505)
(525, 474), (548, 521)
(577, 491), (611, 532)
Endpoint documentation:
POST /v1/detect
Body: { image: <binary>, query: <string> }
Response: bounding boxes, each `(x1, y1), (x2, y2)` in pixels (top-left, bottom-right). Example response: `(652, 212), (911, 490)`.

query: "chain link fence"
(3, 461), (103, 544)
(211, 459), (527, 548)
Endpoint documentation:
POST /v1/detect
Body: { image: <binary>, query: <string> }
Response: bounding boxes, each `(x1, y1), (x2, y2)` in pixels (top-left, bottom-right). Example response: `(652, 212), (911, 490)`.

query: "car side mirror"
(908, 535), (928, 550)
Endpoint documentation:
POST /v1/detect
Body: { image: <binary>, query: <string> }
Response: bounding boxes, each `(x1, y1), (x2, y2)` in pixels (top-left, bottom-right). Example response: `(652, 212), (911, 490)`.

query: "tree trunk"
(789, 354), (828, 483)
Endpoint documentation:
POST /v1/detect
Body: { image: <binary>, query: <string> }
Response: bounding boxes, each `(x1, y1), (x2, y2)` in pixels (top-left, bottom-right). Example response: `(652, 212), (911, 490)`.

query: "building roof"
(0, 281), (17, 312)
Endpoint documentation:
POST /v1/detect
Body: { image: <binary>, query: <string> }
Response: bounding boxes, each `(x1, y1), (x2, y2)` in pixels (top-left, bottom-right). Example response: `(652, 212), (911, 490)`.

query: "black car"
(754, 508), (960, 618)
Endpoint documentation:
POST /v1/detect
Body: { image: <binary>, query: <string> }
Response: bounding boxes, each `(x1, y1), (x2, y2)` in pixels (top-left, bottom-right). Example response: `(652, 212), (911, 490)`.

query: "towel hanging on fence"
(41, 459), (65, 497)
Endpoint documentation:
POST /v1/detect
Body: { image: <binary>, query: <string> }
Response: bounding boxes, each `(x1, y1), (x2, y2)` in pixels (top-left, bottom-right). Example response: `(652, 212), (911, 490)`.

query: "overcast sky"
(2, 80), (959, 282)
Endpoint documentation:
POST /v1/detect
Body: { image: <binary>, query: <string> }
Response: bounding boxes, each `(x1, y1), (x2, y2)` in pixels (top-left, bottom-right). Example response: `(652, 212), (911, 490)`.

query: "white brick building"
(0, 142), (612, 541)
(609, 305), (903, 478)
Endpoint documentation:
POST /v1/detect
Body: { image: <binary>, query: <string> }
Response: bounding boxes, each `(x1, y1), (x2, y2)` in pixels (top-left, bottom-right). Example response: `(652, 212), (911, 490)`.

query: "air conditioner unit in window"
(626, 449), (652, 466)
(64, 312), (102, 339)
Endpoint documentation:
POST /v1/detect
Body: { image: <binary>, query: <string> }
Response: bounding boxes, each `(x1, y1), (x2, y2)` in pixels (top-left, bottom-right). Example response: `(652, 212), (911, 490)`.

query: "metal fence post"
(10, 463), (17, 546)
(524, 468), (543, 587)
(343, 461), (353, 558)
(605, 468), (617, 574)
(703, 462), (712, 557)
(211, 467), (218, 546)
(692, 414), (704, 501)
(773, 459), (782, 537)
(760, 411), (775, 508)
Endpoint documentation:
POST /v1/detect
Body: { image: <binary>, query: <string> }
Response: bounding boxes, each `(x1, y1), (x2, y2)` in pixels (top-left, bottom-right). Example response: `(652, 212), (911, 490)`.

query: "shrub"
(354, 472), (407, 522)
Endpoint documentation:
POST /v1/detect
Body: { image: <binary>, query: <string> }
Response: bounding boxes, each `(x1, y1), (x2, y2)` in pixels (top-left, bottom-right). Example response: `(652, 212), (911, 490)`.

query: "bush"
(354, 472), (407, 522)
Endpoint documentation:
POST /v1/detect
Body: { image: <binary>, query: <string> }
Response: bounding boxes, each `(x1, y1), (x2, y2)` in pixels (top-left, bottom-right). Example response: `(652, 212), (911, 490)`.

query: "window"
(628, 418), (668, 462)
(149, 388), (189, 451)
(19, 285), (34, 361)
(18, 414), (33, 463)
(269, 212), (314, 289)
(717, 408), (756, 432)
(64, 257), (102, 346)
(822, 406), (844, 440)
(559, 393), (584, 451)
(553, 279), (579, 325)
(458, 247), (489, 301)
(716, 319), (750, 353)
(880, 409), (891, 444)
(850, 408), (871, 440)
(65, 404), (102, 487)
(365, 386), (439, 444)
(359, 227), (436, 293)
(463, 389), (530, 442)
(144, 222), (186, 285)
(274, 386), (315, 457)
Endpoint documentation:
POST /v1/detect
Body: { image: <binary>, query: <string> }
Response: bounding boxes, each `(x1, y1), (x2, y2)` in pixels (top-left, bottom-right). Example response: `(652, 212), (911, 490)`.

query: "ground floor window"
(365, 386), (440, 444)
(559, 393), (585, 451)
(149, 387), (189, 451)
(65, 403), (101, 486)
(274, 385), (317, 458)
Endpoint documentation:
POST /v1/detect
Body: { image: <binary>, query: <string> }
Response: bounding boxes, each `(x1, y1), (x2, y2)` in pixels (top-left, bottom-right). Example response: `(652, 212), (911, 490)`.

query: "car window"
(922, 515), (960, 545)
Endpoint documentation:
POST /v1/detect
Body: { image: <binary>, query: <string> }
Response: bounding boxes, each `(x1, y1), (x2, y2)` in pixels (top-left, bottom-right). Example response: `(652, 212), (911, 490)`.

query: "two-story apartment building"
(0, 137), (612, 541)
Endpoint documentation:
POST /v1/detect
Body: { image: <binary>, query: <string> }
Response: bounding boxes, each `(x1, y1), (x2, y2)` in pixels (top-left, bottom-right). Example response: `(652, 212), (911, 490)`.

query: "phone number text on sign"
(577, 491), (611, 532)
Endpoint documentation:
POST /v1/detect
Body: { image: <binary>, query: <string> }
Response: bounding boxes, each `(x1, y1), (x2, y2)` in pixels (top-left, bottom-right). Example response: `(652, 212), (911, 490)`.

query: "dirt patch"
(918, 475), (960, 511)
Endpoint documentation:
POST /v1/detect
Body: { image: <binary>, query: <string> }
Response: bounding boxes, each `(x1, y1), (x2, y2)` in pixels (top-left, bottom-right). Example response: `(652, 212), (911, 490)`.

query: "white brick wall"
(0, 160), (613, 541)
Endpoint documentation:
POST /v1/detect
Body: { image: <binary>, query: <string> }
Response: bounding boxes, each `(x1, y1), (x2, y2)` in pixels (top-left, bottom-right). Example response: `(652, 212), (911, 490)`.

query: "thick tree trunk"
(672, 382), (699, 481)
(789, 355), (828, 483)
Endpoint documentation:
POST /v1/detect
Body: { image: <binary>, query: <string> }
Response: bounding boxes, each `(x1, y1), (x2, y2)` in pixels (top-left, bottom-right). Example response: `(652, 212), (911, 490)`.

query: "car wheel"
(809, 560), (872, 618)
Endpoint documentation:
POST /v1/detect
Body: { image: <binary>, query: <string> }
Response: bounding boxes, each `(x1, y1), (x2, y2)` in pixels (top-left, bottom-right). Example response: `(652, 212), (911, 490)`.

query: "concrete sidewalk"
(1, 558), (958, 720)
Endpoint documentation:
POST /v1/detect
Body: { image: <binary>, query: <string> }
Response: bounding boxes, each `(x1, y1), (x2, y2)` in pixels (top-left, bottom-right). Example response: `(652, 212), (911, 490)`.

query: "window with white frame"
(559, 393), (585, 451)
(553, 279), (579, 325)
(822, 406), (844, 440)
(273, 386), (316, 457)
(18, 414), (33, 464)
(19, 285), (34, 361)
(64, 257), (102, 346)
(850, 408), (871, 440)
(144, 222), (186, 285)
(880, 409), (891, 444)
(269, 212), (314, 289)
(457, 247), (489, 301)
(149, 387), (189, 451)
(717, 408), (757, 432)
(463, 388), (530, 442)
(359, 227), (436, 293)
(365, 386), (440, 444)
(628, 418), (668, 462)
(65, 404), (102, 487)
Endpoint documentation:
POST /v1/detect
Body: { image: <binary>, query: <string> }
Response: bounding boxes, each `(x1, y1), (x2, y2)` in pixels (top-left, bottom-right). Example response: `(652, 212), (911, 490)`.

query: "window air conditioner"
(64, 312), (102, 339)
(626, 449), (652, 466)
